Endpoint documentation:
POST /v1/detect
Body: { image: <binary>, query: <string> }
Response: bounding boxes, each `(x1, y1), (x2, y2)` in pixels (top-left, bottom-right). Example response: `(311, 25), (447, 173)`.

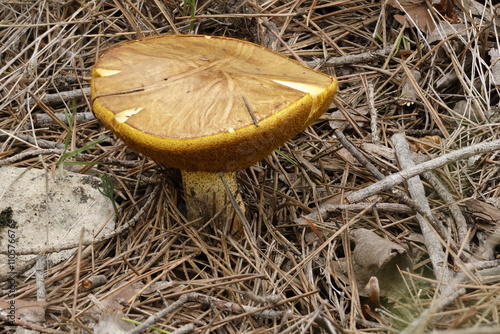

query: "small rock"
(0, 166), (116, 277)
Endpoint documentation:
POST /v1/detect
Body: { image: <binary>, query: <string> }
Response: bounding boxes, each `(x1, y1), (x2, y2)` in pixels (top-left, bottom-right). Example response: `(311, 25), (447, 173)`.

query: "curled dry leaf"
(347, 228), (412, 297)
(464, 198), (500, 227)
(397, 70), (421, 106)
(387, 0), (458, 34)
(433, 0), (458, 21)
(293, 151), (323, 181)
(0, 299), (48, 325)
(463, 198), (500, 260)
(92, 282), (144, 313)
(335, 147), (357, 165)
(351, 228), (411, 271)
(364, 277), (380, 310)
(388, 0), (436, 33)
(460, 0), (500, 27)
(453, 100), (484, 123)
(326, 109), (368, 130)
(427, 23), (467, 45)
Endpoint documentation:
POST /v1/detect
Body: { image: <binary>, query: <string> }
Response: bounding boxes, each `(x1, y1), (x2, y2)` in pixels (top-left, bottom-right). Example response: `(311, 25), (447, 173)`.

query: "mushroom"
(90, 35), (337, 234)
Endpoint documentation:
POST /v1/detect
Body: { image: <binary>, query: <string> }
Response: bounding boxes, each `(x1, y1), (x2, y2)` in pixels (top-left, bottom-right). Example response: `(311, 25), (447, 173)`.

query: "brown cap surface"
(91, 35), (337, 172)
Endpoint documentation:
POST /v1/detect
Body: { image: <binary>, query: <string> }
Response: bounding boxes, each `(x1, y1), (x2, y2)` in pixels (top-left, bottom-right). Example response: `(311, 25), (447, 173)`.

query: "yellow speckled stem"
(181, 170), (244, 235)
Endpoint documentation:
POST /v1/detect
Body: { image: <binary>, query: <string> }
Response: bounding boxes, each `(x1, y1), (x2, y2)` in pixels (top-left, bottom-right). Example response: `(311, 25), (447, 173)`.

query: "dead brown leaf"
(351, 228), (412, 297)
(464, 199), (500, 225)
(388, 0), (436, 33)
(0, 299), (48, 323)
(388, 0), (457, 33)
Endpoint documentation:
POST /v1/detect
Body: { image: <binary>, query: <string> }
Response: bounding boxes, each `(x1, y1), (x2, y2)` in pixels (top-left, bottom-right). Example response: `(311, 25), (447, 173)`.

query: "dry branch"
(295, 202), (413, 226)
(40, 87), (90, 106)
(305, 45), (395, 68)
(35, 111), (95, 128)
(347, 139), (500, 203)
(0, 130), (65, 149)
(419, 167), (469, 250)
(392, 133), (452, 285)
(126, 292), (287, 334)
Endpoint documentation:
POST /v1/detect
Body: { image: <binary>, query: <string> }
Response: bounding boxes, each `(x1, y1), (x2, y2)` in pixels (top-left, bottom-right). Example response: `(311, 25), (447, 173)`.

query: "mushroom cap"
(91, 35), (337, 172)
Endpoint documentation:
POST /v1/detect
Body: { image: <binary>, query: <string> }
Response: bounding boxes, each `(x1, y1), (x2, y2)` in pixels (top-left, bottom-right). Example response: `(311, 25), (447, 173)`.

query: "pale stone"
(0, 166), (116, 277)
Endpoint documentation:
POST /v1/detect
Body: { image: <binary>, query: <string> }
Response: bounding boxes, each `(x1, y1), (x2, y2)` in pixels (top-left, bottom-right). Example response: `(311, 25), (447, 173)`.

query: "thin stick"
(347, 139), (500, 203)
(366, 79), (379, 145)
(392, 133), (452, 285)
(334, 129), (384, 179)
(126, 293), (192, 334)
(305, 45), (394, 68)
(170, 324), (197, 334)
(35, 255), (47, 302)
(41, 87), (90, 105)
(1, 130), (65, 149)
(12, 319), (65, 334)
(295, 202), (414, 226)
(126, 292), (287, 334)
(420, 168), (470, 251)
(399, 60), (450, 137)
(0, 148), (64, 166)
(35, 111), (95, 127)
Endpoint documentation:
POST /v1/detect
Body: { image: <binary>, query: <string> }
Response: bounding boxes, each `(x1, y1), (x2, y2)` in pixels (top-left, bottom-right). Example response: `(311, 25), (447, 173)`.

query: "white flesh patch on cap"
(115, 107), (143, 123)
(95, 68), (122, 77)
(272, 80), (324, 97)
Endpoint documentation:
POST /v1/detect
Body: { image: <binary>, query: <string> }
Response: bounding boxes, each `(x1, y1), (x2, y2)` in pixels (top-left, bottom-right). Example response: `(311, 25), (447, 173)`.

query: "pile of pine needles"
(1, 1), (499, 333)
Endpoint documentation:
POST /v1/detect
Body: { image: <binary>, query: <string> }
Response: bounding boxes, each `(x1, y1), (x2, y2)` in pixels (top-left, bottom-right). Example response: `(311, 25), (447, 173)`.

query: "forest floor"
(1, 1), (499, 333)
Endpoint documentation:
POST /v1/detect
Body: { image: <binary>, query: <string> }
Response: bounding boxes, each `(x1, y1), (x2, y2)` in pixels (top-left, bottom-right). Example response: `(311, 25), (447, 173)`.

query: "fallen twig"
(305, 45), (395, 68)
(392, 133), (452, 285)
(0, 130), (65, 149)
(419, 165), (470, 251)
(347, 139), (500, 203)
(35, 111), (95, 127)
(295, 202), (414, 225)
(40, 87), (90, 106)
(0, 148), (63, 166)
(126, 292), (287, 334)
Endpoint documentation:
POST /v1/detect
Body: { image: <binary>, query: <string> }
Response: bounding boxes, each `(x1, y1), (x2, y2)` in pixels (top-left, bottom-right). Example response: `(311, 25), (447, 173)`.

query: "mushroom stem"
(181, 170), (245, 234)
